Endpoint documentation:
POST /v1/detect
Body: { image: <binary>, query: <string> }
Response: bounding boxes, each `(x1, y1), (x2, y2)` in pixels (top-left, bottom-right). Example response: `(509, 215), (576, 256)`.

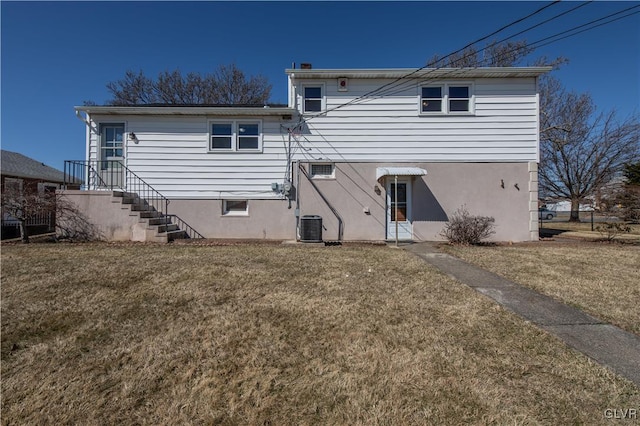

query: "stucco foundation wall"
(167, 198), (296, 240)
(59, 162), (536, 242)
(297, 162), (536, 242)
(57, 190), (145, 241)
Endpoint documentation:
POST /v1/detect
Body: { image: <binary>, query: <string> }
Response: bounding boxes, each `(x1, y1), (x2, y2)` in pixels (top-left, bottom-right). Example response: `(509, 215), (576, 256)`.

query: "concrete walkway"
(402, 242), (640, 388)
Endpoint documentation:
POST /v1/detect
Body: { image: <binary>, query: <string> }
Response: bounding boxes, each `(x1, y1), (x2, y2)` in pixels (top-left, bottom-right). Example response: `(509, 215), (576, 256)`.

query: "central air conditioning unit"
(299, 215), (322, 243)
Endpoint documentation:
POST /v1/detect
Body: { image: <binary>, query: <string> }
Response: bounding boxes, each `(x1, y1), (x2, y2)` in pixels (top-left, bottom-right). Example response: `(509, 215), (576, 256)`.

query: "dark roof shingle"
(1, 150), (65, 183)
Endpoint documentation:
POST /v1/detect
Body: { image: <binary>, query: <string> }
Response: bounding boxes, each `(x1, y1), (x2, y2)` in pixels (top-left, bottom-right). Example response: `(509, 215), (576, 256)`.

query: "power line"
(358, 1), (593, 102)
(302, 2), (638, 117)
(526, 5), (640, 50)
(302, 1), (563, 117)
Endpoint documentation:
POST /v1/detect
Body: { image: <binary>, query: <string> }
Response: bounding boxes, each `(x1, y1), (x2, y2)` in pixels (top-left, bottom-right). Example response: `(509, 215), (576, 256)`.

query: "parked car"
(538, 208), (556, 220)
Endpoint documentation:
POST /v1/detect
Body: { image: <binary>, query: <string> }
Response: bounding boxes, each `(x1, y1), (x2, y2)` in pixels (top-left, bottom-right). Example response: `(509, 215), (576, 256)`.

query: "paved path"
(402, 242), (640, 388)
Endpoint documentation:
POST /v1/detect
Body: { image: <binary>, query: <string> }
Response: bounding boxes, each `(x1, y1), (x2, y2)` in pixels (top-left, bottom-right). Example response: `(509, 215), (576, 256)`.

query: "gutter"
(74, 105), (298, 117)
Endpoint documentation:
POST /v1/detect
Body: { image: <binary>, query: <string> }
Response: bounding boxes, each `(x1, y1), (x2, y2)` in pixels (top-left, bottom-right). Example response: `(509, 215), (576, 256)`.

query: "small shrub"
(595, 222), (632, 241)
(441, 206), (496, 245)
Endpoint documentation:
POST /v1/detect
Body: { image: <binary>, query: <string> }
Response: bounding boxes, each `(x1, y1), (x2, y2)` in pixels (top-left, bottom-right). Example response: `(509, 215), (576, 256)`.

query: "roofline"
(285, 67), (553, 79)
(0, 170), (66, 183)
(74, 106), (298, 116)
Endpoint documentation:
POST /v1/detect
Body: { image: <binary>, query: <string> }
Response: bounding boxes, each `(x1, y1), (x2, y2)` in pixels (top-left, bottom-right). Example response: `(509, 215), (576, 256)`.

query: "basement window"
(222, 200), (248, 216)
(310, 163), (335, 179)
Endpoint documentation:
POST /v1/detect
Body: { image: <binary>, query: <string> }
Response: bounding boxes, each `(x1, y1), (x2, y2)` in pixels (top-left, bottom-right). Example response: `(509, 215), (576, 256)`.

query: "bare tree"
(106, 70), (156, 105)
(539, 75), (640, 221)
(427, 46), (479, 68)
(484, 40), (533, 67)
(211, 64), (272, 104)
(1, 180), (56, 243)
(55, 195), (103, 242)
(106, 64), (272, 106)
(426, 39), (534, 68)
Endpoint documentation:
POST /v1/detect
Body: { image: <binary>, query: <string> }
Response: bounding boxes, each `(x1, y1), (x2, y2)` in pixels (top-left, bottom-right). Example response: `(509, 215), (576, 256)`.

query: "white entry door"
(99, 123), (125, 189)
(386, 178), (412, 240)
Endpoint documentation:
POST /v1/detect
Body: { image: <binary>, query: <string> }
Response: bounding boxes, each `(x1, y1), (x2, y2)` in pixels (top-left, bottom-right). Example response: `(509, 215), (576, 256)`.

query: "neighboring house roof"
(286, 66), (553, 79)
(1, 150), (65, 183)
(75, 105), (298, 116)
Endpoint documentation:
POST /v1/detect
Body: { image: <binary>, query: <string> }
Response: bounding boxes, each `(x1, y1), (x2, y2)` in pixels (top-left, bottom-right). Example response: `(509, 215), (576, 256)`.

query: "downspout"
(295, 159), (301, 241)
(75, 110), (92, 163)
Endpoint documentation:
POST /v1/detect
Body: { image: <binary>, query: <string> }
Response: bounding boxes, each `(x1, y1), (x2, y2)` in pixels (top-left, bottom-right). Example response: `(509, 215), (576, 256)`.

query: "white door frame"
(386, 176), (412, 240)
(98, 122), (126, 189)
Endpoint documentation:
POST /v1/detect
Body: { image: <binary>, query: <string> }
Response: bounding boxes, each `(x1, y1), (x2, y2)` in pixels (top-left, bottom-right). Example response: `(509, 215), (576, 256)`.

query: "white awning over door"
(376, 167), (427, 183)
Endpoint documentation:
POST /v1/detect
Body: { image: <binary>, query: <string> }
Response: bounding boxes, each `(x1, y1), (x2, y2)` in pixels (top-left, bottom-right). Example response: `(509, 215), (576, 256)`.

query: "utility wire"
(287, 2), (638, 171)
(356, 1), (593, 102)
(301, 1), (562, 118)
(304, 2), (639, 116)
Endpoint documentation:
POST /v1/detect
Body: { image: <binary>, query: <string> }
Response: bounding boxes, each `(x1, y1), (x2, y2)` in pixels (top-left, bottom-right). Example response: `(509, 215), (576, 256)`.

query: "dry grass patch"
(2, 243), (638, 424)
(541, 220), (640, 240)
(443, 242), (640, 335)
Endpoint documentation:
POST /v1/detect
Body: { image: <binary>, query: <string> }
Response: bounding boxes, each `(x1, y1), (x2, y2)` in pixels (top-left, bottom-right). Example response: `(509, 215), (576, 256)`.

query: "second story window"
(449, 86), (470, 112)
(421, 84), (473, 114)
(210, 121), (262, 152)
(304, 86), (323, 113)
(421, 86), (443, 113)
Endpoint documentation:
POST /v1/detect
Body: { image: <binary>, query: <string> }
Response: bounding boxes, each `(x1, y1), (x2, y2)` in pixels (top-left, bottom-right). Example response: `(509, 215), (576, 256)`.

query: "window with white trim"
(303, 85), (324, 113)
(310, 163), (335, 178)
(449, 86), (470, 112)
(421, 84), (473, 114)
(421, 86), (443, 113)
(222, 200), (248, 216)
(209, 121), (262, 152)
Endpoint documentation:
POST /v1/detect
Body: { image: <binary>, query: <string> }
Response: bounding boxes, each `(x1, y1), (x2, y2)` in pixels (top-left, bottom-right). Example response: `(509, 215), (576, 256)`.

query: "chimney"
(300, 63), (312, 70)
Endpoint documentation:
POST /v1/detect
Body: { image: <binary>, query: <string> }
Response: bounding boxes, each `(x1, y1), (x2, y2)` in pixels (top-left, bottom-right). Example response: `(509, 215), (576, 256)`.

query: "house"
(63, 65), (551, 242)
(1, 149), (65, 239)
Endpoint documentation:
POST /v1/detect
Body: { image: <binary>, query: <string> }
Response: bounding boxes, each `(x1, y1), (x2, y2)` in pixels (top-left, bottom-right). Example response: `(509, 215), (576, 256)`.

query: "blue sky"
(2, 1), (639, 171)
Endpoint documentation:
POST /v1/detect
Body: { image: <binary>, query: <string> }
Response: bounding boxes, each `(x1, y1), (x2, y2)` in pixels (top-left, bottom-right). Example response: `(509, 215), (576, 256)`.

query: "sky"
(1, 1), (639, 171)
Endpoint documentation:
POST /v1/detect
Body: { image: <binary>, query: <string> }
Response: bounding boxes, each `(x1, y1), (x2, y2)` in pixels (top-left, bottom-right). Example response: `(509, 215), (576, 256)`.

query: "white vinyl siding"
(88, 116), (289, 199)
(84, 76), (541, 199)
(292, 77), (539, 162)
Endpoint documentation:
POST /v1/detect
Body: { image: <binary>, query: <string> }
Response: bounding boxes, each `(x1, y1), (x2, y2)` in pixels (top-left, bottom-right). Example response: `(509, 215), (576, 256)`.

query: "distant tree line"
(102, 63), (272, 106)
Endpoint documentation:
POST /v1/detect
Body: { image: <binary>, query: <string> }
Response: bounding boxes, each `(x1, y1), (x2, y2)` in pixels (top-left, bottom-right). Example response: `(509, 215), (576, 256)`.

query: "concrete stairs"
(111, 191), (188, 242)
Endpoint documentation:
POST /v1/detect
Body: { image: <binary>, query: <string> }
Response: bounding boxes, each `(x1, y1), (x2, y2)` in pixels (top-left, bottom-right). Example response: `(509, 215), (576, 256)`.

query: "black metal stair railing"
(165, 215), (206, 239)
(64, 160), (169, 217)
(63, 160), (204, 239)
